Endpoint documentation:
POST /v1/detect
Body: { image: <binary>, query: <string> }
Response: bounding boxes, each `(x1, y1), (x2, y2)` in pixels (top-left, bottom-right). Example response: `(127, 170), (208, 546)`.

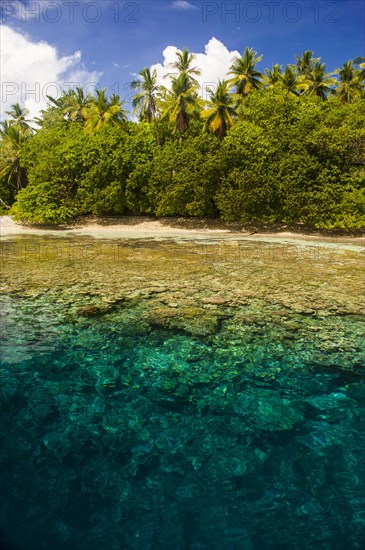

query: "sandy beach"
(1, 215), (364, 250)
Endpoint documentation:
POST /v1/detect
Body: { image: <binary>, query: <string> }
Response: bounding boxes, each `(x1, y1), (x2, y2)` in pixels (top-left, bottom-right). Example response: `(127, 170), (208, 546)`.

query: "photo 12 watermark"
(198, 241), (342, 264)
(0, 80), (138, 107)
(0, 1), (140, 24)
(1, 80), (223, 108)
(0, 241), (131, 264)
(201, 2), (340, 24)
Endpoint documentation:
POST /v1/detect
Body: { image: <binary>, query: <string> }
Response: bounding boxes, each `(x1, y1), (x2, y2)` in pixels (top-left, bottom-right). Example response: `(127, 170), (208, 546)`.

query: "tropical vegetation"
(1, 48), (364, 229)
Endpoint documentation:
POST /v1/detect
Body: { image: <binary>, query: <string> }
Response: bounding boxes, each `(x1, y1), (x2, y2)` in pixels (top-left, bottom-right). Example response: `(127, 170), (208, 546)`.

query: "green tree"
(263, 64), (283, 88)
(160, 73), (201, 135)
(298, 61), (337, 99)
(5, 103), (33, 134)
(281, 66), (301, 95)
(5, 51), (365, 230)
(0, 124), (27, 199)
(335, 61), (364, 103)
(218, 90), (365, 228)
(82, 89), (128, 134)
(228, 47), (263, 98)
(63, 87), (92, 122)
(130, 67), (161, 144)
(294, 50), (318, 76)
(11, 123), (88, 223)
(0, 104), (33, 207)
(216, 117), (282, 222)
(167, 47), (201, 87)
(135, 133), (221, 217)
(39, 89), (91, 127)
(353, 56), (365, 81)
(201, 80), (237, 139)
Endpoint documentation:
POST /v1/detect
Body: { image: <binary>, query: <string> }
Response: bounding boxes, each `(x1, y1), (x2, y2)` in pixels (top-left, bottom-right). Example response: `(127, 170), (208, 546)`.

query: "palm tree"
(0, 122), (28, 192)
(160, 72), (200, 134)
(353, 56), (365, 83)
(130, 67), (161, 144)
(298, 61), (337, 100)
(0, 104), (33, 196)
(201, 80), (237, 139)
(263, 64), (283, 88)
(294, 50), (318, 76)
(5, 103), (33, 134)
(63, 87), (92, 122)
(44, 89), (88, 125)
(335, 61), (364, 103)
(228, 47), (264, 98)
(109, 93), (124, 107)
(281, 66), (301, 95)
(167, 48), (201, 87)
(81, 89), (128, 134)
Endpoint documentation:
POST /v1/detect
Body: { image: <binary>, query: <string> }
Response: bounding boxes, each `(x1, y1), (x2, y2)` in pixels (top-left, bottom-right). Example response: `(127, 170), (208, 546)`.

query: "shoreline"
(1, 215), (364, 247)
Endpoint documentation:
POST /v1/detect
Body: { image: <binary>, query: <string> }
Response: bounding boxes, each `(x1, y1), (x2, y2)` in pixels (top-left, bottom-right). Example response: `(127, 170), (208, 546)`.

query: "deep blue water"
(0, 295), (364, 550)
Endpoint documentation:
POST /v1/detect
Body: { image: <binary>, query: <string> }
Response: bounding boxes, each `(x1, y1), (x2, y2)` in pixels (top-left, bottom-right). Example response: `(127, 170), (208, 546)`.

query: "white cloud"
(171, 1), (198, 10)
(0, 25), (101, 121)
(113, 62), (131, 69)
(150, 37), (240, 100)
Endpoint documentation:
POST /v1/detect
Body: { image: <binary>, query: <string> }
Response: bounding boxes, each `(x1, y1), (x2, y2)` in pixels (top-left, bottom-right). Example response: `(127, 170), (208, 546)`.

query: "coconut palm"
(263, 64), (283, 88)
(109, 94), (123, 107)
(63, 87), (92, 122)
(297, 61), (337, 99)
(228, 47), (264, 98)
(201, 80), (237, 139)
(0, 104), (33, 195)
(81, 89), (128, 134)
(353, 56), (365, 82)
(335, 61), (364, 103)
(281, 66), (301, 95)
(130, 67), (161, 144)
(0, 122), (28, 192)
(160, 72), (200, 134)
(43, 89), (87, 125)
(294, 50), (318, 76)
(5, 103), (33, 134)
(167, 48), (201, 87)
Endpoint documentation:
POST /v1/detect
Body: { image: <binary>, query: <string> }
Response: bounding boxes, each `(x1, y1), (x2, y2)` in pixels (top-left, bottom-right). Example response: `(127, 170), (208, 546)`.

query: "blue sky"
(1, 0), (364, 118)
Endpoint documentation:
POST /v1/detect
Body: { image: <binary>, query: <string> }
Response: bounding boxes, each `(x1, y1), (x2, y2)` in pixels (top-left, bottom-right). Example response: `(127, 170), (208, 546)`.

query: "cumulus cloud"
(171, 1), (199, 10)
(0, 25), (101, 121)
(150, 37), (240, 99)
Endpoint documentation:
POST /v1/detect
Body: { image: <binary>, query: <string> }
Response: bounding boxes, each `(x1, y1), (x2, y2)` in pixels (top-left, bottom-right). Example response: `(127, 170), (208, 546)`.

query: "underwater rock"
(76, 305), (110, 317)
(233, 391), (306, 431)
(345, 381), (365, 404)
(131, 439), (154, 464)
(142, 306), (223, 336)
(200, 296), (231, 305)
(1, 238), (365, 550)
(207, 446), (254, 477)
(234, 312), (266, 326)
(255, 399), (305, 431)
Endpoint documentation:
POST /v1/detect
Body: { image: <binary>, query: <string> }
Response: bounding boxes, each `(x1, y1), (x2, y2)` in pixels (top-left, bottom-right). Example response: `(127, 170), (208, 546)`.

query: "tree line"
(0, 48), (364, 228)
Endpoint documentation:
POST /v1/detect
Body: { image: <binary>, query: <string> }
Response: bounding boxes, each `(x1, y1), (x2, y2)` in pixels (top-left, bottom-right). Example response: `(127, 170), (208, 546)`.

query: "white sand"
(1, 215), (364, 251)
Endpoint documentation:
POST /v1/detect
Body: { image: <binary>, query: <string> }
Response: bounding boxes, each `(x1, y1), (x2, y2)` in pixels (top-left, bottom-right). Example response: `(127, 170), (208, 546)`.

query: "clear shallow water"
(1, 294), (365, 550)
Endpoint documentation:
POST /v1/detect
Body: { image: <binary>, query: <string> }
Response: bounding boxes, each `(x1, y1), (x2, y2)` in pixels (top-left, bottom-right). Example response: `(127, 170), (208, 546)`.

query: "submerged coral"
(0, 236), (364, 549)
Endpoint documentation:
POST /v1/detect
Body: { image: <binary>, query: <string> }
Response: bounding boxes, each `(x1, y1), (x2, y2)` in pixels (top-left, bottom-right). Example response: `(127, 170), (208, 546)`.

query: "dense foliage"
(1, 49), (364, 228)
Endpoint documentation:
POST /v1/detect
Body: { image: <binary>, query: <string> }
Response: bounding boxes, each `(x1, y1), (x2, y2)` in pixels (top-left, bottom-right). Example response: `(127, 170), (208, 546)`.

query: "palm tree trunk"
(16, 166), (22, 191)
(153, 114), (160, 146)
(16, 165), (26, 191)
(0, 198), (11, 209)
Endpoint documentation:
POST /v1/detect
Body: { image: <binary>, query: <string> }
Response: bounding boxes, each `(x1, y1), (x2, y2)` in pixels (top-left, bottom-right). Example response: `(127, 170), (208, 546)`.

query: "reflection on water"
(0, 237), (364, 549)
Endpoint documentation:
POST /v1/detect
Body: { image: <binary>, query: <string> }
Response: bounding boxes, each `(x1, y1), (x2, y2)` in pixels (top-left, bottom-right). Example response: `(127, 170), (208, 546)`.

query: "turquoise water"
(0, 293), (364, 550)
